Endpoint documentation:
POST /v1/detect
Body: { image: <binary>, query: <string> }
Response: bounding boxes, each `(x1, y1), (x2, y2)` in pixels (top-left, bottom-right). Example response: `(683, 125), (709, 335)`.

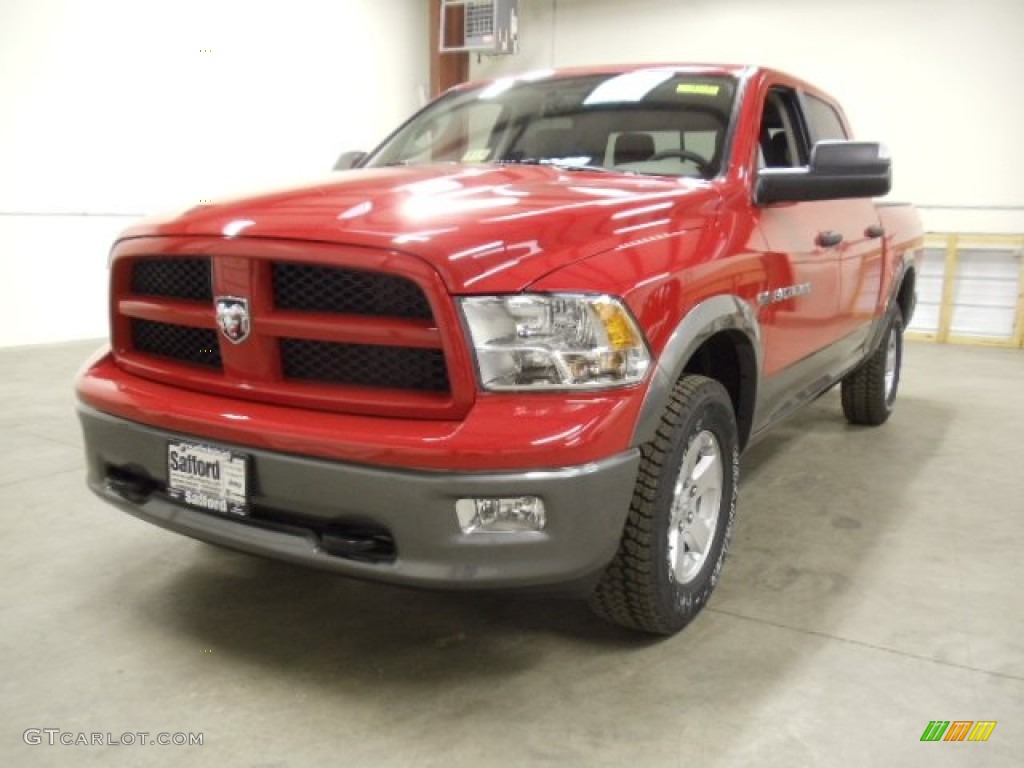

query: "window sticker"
(676, 83), (721, 96)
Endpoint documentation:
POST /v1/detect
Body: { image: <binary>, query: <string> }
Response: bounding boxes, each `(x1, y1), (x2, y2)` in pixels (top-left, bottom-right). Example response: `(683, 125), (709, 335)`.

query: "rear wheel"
(841, 306), (903, 426)
(589, 374), (739, 635)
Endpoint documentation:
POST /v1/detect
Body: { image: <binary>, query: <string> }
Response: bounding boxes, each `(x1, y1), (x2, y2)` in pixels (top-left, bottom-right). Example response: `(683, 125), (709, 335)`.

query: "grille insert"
(131, 258), (212, 301)
(132, 319), (222, 369)
(280, 339), (449, 392)
(273, 263), (432, 319)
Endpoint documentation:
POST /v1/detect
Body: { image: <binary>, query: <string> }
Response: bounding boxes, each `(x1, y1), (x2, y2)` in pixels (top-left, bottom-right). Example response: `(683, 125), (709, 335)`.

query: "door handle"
(816, 231), (844, 248)
(865, 224), (885, 239)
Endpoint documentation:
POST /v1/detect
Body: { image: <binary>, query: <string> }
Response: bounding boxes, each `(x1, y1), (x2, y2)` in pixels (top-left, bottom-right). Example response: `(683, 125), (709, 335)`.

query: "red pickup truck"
(77, 64), (921, 635)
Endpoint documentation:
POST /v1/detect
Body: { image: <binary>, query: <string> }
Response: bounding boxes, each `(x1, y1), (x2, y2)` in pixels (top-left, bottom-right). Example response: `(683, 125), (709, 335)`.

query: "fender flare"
(864, 255), (916, 358)
(631, 294), (763, 448)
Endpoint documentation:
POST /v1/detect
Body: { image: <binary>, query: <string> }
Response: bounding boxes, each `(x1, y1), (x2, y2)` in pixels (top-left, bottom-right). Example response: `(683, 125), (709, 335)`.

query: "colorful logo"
(920, 721), (996, 742)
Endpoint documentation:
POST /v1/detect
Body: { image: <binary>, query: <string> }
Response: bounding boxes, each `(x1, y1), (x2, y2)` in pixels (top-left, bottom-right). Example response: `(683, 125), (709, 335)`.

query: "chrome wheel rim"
(884, 326), (899, 400)
(667, 430), (723, 585)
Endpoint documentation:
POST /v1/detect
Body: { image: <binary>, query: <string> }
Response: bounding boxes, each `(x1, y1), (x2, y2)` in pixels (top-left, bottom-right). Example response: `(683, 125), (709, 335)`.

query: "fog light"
(455, 497), (547, 533)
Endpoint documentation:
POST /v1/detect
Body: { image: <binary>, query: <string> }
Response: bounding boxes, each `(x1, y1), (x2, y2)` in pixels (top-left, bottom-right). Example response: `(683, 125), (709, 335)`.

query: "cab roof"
(454, 63), (761, 92)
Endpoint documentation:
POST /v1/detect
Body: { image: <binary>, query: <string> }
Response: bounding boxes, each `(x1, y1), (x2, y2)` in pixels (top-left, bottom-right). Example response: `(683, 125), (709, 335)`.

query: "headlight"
(459, 294), (651, 391)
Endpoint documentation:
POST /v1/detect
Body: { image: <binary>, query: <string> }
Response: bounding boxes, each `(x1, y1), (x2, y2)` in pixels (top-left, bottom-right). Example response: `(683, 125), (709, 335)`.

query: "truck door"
(754, 87), (842, 378)
(799, 92), (885, 347)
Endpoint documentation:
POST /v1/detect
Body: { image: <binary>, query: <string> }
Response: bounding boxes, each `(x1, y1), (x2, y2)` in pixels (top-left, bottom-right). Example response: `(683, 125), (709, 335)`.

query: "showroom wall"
(471, 0), (1024, 236)
(0, 0), (429, 347)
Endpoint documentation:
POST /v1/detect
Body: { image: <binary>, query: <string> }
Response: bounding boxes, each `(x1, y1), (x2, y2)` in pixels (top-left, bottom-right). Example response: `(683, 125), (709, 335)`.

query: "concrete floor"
(1, 340), (1022, 768)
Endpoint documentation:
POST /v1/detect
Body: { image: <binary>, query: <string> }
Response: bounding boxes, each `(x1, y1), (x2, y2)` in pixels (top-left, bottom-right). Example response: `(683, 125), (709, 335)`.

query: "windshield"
(365, 70), (738, 179)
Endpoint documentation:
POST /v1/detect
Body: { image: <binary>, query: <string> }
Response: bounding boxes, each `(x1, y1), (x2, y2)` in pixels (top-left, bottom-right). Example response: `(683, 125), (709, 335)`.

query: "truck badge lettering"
(216, 297), (251, 343)
(757, 282), (812, 307)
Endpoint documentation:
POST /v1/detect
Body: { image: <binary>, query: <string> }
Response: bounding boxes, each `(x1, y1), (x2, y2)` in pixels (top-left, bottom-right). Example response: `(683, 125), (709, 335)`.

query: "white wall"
(0, 0), (428, 347)
(472, 0), (1024, 235)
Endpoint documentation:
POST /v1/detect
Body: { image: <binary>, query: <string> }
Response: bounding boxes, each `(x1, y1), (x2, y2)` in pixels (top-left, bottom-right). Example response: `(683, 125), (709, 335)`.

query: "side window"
(803, 94), (848, 142)
(757, 88), (808, 169)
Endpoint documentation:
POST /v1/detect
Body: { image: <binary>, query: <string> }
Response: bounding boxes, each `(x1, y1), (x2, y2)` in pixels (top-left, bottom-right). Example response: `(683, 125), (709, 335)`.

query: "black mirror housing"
(755, 141), (891, 205)
(333, 151), (368, 171)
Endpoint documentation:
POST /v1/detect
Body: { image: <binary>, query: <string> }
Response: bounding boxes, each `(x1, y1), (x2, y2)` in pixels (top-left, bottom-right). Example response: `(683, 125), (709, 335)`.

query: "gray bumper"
(78, 405), (640, 590)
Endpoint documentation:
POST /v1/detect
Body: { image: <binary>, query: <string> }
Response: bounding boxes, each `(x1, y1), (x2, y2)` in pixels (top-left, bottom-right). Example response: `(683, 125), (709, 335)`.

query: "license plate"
(167, 441), (248, 516)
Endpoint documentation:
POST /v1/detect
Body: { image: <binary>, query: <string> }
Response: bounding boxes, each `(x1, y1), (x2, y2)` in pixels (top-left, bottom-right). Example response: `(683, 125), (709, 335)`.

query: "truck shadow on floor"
(707, 390), (955, 635)
(139, 390), (953, 691)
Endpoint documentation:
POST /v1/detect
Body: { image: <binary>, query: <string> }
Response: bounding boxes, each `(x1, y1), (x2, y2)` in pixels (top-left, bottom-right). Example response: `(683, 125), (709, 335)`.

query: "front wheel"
(841, 306), (904, 426)
(589, 375), (739, 635)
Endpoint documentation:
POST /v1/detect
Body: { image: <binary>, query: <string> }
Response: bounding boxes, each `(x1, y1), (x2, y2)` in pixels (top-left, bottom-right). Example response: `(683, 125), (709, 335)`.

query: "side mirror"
(333, 151), (368, 171)
(755, 141), (891, 205)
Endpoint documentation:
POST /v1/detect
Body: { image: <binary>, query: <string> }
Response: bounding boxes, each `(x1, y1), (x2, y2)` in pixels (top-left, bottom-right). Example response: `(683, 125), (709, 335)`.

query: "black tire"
(589, 374), (739, 635)
(841, 306), (904, 426)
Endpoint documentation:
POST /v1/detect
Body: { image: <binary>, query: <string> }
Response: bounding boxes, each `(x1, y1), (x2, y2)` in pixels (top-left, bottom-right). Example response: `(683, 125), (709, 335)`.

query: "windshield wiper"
(498, 158), (621, 174)
(554, 162), (620, 174)
(377, 160), (462, 167)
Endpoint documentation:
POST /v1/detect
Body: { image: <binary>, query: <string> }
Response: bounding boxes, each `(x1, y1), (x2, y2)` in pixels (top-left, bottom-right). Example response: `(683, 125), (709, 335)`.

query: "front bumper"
(78, 405), (640, 590)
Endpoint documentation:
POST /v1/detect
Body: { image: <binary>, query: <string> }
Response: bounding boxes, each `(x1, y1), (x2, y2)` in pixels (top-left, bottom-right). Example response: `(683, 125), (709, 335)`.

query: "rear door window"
(802, 94), (849, 142)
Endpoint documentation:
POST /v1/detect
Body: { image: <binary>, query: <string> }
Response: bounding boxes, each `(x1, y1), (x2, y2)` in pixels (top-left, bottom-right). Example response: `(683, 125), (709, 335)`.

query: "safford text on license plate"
(167, 441), (248, 515)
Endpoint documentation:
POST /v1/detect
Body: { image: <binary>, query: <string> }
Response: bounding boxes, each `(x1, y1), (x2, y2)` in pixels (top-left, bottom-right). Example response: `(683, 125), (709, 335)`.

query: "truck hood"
(121, 165), (721, 293)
